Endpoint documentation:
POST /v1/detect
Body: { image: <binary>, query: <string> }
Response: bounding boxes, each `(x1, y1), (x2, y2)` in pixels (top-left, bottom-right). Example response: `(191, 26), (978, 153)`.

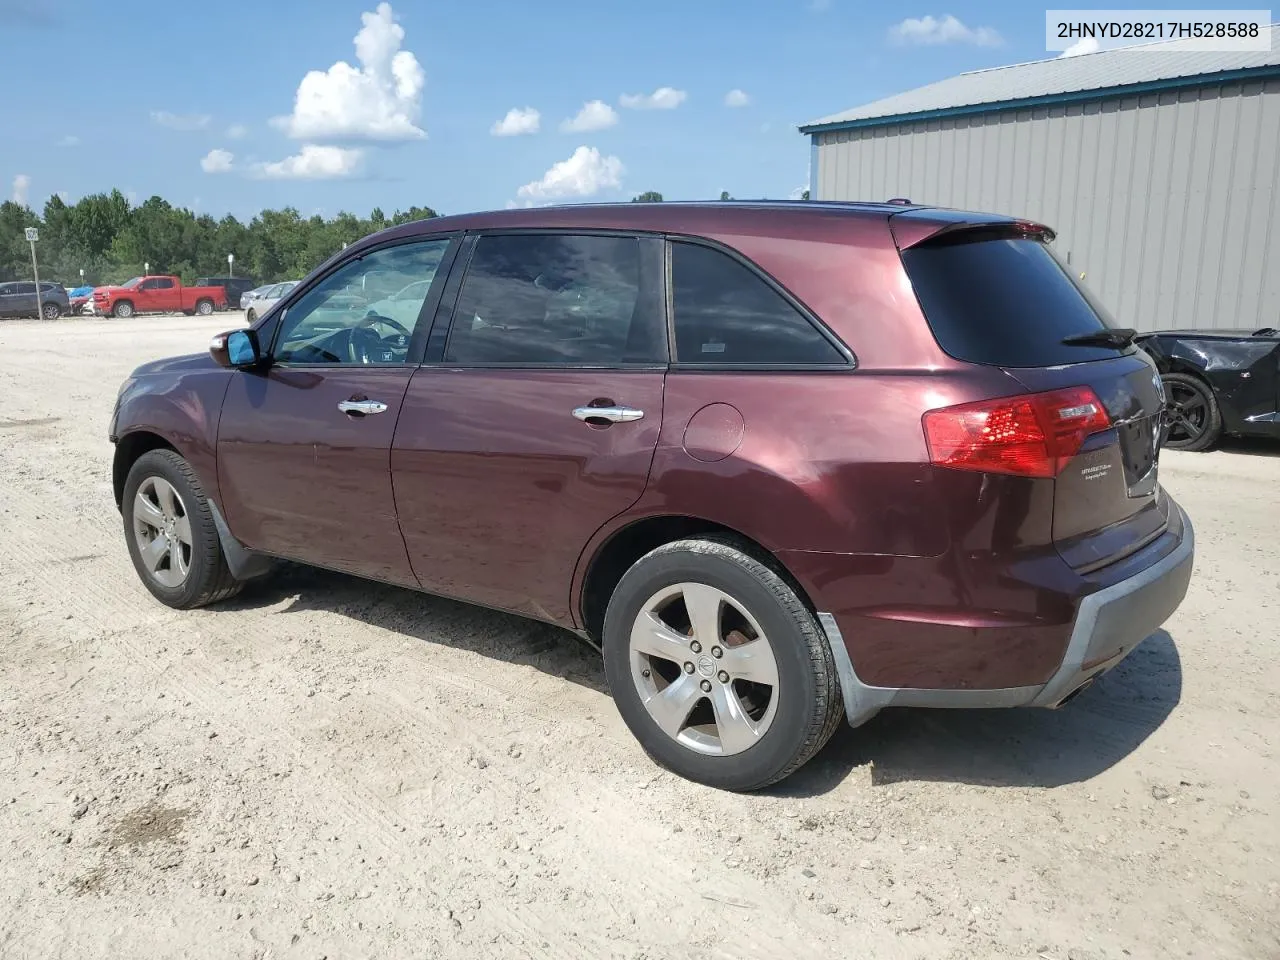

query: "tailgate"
(1007, 355), (1169, 572)
(897, 219), (1168, 572)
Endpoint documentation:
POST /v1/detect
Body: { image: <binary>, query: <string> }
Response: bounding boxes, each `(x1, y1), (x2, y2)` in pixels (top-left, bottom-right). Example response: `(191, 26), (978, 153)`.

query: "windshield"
(121, 277), (142, 288)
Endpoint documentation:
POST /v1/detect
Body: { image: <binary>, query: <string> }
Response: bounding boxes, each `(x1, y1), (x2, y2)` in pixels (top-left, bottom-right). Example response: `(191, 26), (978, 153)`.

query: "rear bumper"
(819, 502), (1195, 726)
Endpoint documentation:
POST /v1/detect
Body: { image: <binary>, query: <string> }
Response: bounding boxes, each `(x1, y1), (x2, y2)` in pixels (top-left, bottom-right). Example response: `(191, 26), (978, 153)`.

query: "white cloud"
(560, 100), (618, 132)
(201, 148), (235, 174)
(1060, 36), (1101, 57)
(516, 146), (623, 203)
(12, 174), (30, 205)
(275, 2), (425, 141)
(890, 15), (1001, 47)
(150, 110), (212, 131)
(58, 134), (80, 147)
(254, 145), (365, 180)
(724, 89), (751, 108)
(226, 123), (249, 139)
(491, 106), (540, 136)
(619, 86), (687, 110)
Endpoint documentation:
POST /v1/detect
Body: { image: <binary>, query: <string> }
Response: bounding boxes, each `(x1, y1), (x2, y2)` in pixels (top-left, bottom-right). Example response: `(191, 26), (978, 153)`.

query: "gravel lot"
(1, 315), (1277, 960)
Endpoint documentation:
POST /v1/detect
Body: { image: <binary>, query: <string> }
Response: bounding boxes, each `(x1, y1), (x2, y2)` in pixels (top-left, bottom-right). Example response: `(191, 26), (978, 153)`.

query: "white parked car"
(244, 281), (299, 322)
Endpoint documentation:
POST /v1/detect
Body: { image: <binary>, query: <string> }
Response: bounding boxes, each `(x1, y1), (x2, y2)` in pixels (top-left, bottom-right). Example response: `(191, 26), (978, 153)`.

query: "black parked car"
(1137, 327), (1280, 450)
(0, 281), (70, 319)
(195, 277), (258, 311)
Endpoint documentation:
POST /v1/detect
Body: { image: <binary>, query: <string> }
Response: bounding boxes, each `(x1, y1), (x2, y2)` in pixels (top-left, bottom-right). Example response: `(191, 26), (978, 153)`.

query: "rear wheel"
(195, 299), (214, 316)
(603, 537), (844, 791)
(1161, 372), (1221, 451)
(41, 302), (61, 320)
(112, 300), (134, 319)
(122, 449), (243, 608)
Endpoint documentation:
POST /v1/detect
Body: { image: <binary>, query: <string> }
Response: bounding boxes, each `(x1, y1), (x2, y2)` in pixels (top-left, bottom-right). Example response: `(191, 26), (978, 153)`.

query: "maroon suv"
(110, 202), (1195, 791)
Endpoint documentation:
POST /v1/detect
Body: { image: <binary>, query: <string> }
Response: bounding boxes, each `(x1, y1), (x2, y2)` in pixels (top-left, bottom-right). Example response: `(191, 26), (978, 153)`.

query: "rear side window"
(901, 237), (1123, 367)
(446, 233), (665, 366)
(670, 242), (845, 365)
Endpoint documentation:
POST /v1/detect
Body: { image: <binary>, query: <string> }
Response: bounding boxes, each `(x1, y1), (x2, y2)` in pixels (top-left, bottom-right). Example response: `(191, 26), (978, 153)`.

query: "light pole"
(144, 261), (149, 274)
(25, 227), (44, 320)
(227, 253), (235, 278)
(79, 268), (85, 285)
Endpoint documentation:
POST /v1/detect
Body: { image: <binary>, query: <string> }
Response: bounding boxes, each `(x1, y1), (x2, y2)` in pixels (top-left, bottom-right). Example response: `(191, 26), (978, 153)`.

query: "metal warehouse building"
(800, 28), (1280, 332)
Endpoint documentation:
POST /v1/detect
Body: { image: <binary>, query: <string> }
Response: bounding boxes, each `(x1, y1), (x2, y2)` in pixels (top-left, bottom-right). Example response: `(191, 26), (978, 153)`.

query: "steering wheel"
(345, 326), (390, 364)
(360, 311), (413, 338)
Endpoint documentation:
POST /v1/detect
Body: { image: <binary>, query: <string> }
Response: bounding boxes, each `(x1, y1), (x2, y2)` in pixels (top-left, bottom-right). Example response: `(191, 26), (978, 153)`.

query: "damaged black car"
(1137, 327), (1280, 451)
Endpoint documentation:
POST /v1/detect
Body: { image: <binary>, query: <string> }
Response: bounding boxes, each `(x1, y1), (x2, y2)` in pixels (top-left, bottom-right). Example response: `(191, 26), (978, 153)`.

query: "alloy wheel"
(1163, 381), (1210, 447)
(132, 476), (193, 588)
(629, 582), (780, 756)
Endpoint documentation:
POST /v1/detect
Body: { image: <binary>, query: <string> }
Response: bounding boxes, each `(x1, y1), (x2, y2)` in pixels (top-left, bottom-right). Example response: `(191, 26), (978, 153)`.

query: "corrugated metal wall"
(814, 78), (1280, 332)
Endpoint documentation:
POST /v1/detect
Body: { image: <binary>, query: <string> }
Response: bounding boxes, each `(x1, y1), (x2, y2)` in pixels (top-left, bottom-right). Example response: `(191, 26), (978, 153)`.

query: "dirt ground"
(1, 315), (1277, 960)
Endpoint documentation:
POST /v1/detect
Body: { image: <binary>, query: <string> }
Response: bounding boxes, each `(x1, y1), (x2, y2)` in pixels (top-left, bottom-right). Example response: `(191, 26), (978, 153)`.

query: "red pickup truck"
(93, 276), (228, 319)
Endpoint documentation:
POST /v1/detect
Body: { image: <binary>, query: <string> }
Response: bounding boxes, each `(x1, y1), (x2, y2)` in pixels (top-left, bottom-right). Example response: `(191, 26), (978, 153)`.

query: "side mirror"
(210, 328), (262, 369)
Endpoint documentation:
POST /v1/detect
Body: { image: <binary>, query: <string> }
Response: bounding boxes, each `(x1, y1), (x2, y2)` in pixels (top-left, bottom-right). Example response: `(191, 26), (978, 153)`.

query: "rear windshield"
(901, 236), (1125, 367)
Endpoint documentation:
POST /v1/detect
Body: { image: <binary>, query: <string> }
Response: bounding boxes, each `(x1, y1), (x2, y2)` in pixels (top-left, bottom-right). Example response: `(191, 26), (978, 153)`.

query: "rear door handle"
(572, 405), (644, 423)
(338, 399), (388, 415)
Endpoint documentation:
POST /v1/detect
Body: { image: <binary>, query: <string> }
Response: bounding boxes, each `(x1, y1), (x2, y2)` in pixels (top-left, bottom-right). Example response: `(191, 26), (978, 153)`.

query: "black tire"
(195, 299), (214, 316)
(113, 300), (134, 319)
(602, 536), (844, 792)
(1161, 372), (1222, 452)
(122, 449), (243, 609)
(42, 302), (62, 320)
(246, 309), (257, 324)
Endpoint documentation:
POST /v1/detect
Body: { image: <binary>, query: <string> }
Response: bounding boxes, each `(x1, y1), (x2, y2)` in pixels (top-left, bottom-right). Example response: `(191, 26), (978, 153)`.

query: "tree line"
(0, 191), (439, 288)
(1, 186), (809, 288)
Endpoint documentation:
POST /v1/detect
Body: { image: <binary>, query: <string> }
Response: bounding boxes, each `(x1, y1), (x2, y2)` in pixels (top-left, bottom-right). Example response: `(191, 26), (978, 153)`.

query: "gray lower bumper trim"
(817, 503), (1196, 728)
(1029, 503), (1194, 707)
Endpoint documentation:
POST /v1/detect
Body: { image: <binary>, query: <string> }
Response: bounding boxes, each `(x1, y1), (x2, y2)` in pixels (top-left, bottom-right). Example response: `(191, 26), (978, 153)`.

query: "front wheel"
(112, 301), (134, 319)
(195, 299), (214, 316)
(122, 449), (243, 608)
(603, 537), (844, 791)
(245, 309), (256, 324)
(1161, 372), (1221, 451)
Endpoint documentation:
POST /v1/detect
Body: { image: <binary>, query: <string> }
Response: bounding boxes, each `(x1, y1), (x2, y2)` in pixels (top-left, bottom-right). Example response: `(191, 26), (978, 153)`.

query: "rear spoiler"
(889, 208), (1055, 250)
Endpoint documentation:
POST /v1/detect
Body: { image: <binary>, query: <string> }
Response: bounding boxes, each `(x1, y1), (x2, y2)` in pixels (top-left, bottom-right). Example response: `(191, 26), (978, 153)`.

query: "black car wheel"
(603, 536), (845, 791)
(41, 302), (61, 320)
(122, 449), (244, 608)
(1161, 372), (1222, 452)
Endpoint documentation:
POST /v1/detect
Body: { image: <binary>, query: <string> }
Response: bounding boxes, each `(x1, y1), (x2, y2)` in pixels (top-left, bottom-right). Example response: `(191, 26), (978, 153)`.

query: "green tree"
(0, 187), (442, 286)
(719, 191), (732, 201)
(631, 191), (663, 202)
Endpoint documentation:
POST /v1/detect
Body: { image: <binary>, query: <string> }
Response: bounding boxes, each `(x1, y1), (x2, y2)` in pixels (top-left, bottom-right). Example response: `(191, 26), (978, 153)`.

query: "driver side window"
(274, 239), (451, 365)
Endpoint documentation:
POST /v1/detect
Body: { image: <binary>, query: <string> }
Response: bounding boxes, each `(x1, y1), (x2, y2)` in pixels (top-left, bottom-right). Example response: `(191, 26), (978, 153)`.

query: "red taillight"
(923, 386), (1111, 478)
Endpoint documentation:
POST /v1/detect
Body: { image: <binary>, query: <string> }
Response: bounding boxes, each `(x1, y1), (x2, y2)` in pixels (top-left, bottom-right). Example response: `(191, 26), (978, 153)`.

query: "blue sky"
(2, 0), (1123, 218)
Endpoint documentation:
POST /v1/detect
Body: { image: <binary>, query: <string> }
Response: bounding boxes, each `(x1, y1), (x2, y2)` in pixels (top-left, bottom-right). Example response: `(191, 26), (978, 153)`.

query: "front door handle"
(572, 405), (644, 424)
(338, 399), (388, 416)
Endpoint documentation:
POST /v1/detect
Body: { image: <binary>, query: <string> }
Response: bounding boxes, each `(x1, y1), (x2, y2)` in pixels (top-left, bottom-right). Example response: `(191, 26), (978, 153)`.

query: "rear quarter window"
(670, 241), (847, 366)
(901, 237), (1125, 367)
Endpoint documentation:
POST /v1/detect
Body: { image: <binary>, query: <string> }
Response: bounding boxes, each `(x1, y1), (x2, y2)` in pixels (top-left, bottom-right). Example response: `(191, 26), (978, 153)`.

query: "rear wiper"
(1061, 328), (1137, 348)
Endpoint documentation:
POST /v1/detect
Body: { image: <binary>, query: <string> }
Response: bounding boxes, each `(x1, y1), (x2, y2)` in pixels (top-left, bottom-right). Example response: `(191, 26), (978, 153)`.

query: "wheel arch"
(113, 430), (180, 509)
(575, 514), (817, 645)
